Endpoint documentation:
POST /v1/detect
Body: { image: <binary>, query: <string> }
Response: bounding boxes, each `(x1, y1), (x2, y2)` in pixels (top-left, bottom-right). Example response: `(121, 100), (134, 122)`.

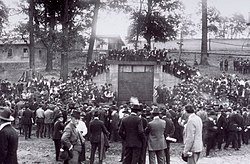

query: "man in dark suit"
(161, 110), (175, 164)
(0, 107), (18, 164)
(22, 105), (33, 139)
(89, 111), (110, 164)
(224, 108), (243, 150)
(216, 108), (227, 150)
(110, 107), (120, 142)
(205, 110), (217, 157)
(118, 104), (145, 164)
(52, 113), (64, 161)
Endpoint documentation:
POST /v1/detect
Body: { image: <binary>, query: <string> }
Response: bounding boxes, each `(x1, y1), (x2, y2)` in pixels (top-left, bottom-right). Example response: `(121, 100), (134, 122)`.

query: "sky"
(3, 0), (250, 40)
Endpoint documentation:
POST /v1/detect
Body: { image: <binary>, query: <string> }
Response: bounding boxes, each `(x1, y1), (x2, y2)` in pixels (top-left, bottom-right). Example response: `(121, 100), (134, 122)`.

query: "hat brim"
(0, 115), (14, 122)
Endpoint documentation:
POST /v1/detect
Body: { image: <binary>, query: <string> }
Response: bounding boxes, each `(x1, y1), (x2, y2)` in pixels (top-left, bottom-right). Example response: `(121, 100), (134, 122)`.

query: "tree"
(200, 0), (209, 65)
(87, 0), (132, 63)
(217, 16), (229, 38)
(207, 6), (221, 37)
(33, 0), (92, 73)
(180, 15), (197, 38)
(229, 13), (247, 38)
(0, 1), (9, 36)
(29, 0), (35, 69)
(14, 0), (92, 76)
(127, 0), (183, 49)
(87, 0), (100, 64)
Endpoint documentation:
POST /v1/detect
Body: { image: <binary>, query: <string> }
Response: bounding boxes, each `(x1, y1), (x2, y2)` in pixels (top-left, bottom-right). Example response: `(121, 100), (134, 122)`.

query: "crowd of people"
(153, 70), (250, 159)
(233, 58), (250, 74)
(1, 48), (250, 164)
(219, 57), (250, 74)
(107, 47), (168, 62)
(108, 47), (198, 81)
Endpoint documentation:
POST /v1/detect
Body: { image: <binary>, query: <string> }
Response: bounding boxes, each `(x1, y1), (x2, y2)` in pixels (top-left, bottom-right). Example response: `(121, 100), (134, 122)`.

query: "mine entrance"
(118, 65), (154, 104)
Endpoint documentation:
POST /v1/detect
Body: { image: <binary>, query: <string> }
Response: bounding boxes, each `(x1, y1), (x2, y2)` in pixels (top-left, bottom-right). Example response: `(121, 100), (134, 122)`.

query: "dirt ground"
(17, 132), (250, 164)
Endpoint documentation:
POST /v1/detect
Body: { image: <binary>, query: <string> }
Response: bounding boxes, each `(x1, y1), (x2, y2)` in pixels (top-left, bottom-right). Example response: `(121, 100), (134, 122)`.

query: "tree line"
(0, 0), (249, 79)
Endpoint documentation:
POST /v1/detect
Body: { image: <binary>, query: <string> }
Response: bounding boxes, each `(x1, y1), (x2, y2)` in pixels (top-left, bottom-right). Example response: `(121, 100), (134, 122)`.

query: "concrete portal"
(118, 64), (154, 104)
(93, 60), (181, 104)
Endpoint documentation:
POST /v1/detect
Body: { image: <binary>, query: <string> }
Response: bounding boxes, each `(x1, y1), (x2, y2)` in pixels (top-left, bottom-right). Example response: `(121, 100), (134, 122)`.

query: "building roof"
(96, 35), (125, 46)
(0, 38), (29, 45)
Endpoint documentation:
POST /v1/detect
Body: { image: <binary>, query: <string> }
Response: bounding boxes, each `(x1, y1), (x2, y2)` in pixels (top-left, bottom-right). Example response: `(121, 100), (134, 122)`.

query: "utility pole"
(29, 0), (35, 70)
(177, 30), (183, 61)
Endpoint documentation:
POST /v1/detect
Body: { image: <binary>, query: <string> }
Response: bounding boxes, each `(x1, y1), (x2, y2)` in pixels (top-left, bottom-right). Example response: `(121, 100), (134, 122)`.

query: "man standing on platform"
(119, 104), (145, 164)
(182, 104), (203, 164)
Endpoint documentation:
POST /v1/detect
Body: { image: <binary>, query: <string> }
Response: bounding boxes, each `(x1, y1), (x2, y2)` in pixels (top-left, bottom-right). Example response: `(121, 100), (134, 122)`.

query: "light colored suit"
(183, 113), (203, 153)
(148, 117), (168, 151)
(147, 116), (168, 164)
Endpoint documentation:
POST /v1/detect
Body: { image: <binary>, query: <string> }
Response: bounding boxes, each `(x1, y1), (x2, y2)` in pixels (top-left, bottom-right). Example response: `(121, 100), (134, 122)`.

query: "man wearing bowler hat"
(118, 104), (145, 164)
(0, 106), (18, 164)
(61, 109), (85, 164)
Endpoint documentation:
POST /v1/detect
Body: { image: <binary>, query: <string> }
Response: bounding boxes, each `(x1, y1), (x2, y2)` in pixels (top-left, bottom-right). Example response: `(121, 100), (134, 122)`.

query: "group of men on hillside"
(220, 57), (250, 74)
(233, 58), (250, 74)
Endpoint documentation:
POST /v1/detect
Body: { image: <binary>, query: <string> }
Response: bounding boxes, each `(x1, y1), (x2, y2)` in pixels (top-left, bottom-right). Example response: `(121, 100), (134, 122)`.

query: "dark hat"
(93, 110), (99, 117)
(0, 107), (14, 121)
(161, 109), (167, 115)
(209, 110), (216, 116)
(71, 110), (80, 119)
(152, 107), (160, 114)
(131, 104), (142, 112)
(242, 107), (247, 112)
(122, 109), (130, 114)
(185, 104), (194, 113)
(55, 113), (63, 120)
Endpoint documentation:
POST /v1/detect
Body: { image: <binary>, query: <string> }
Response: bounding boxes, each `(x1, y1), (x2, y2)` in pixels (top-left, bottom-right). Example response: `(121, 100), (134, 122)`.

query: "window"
(7, 49), (13, 58)
(133, 66), (144, 72)
(119, 65), (132, 72)
(119, 65), (154, 73)
(23, 48), (29, 58)
(39, 50), (42, 56)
